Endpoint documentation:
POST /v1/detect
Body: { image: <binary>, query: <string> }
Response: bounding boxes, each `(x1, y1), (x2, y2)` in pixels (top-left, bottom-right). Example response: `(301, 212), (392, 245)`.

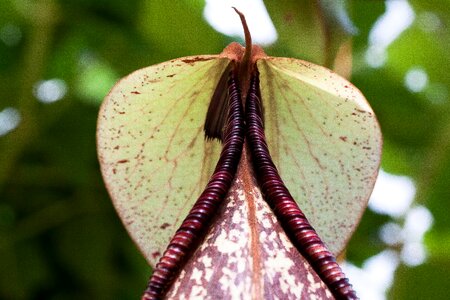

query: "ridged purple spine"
(142, 72), (245, 300)
(245, 71), (358, 300)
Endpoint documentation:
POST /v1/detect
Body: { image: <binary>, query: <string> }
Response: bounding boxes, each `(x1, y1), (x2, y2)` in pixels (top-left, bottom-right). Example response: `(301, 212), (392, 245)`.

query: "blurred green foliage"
(0, 0), (449, 299)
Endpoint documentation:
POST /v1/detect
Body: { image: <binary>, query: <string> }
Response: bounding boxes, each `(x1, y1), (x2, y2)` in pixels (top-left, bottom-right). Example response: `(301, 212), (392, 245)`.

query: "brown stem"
(232, 7), (253, 97)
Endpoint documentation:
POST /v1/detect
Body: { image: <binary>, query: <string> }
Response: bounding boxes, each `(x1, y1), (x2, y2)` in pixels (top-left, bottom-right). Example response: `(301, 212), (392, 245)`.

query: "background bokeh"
(1, 0), (449, 299)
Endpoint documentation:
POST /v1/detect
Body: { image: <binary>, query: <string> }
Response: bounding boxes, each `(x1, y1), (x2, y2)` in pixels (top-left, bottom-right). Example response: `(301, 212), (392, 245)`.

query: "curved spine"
(245, 71), (358, 300)
(142, 71), (245, 300)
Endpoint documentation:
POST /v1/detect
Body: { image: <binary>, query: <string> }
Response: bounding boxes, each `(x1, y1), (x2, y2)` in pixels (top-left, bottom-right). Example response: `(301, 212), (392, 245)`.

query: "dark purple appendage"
(142, 72), (245, 300)
(245, 72), (358, 300)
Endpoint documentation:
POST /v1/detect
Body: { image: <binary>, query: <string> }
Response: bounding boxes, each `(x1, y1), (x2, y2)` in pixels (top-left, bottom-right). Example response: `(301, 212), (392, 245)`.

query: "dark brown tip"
(232, 7), (252, 66)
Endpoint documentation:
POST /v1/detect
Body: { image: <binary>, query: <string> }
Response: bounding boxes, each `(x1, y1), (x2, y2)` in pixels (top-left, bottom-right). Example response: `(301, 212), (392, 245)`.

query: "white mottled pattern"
(165, 152), (334, 299)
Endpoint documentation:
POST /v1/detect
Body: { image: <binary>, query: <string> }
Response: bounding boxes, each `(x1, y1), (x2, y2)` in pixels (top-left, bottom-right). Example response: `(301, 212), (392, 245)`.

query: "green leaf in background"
(264, 0), (355, 69)
(75, 58), (118, 105)
(139, 1), (227, 60)
(349, 0), (450, 297)
(264, 0), (327, 63)
(390, 259), (450, 299)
